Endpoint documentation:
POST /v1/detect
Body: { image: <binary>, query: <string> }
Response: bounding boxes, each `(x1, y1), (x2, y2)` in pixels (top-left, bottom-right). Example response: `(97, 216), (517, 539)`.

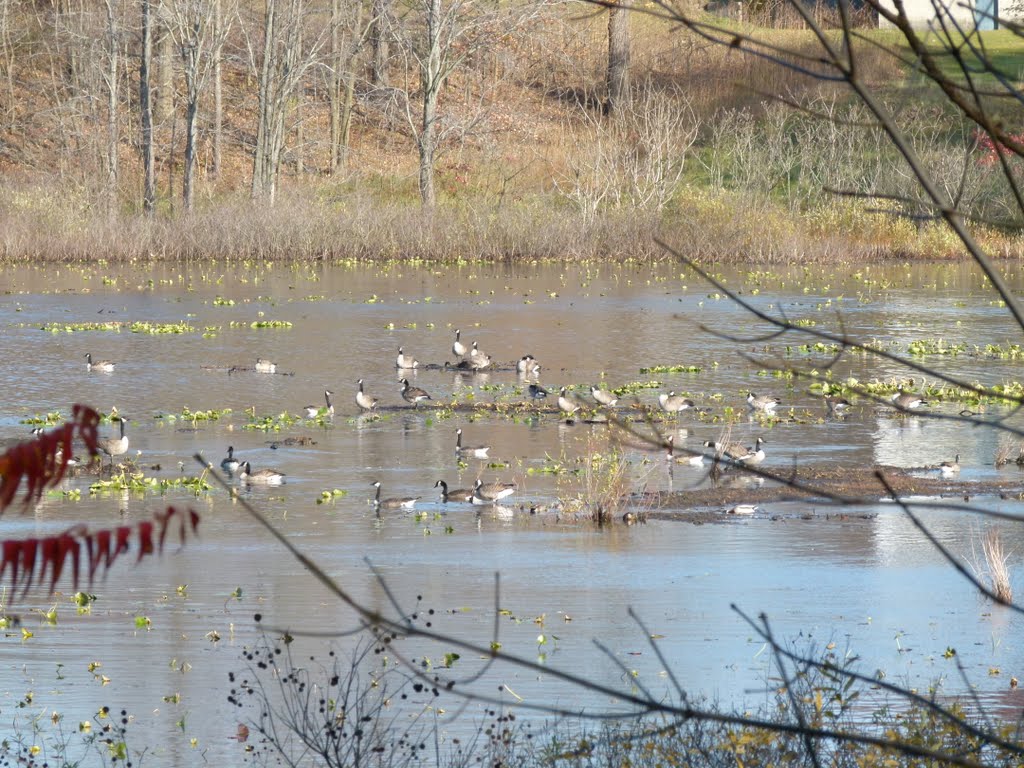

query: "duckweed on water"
(158, 406), (232, 422)
(640, 364), (703, 374)
(232, 319), (293, 329)
(21, 411), (64, 426)
(41, 321), (123, 333)
(89, 471), (211, 495)
(244, 412), (300, 431)
(907, 338), (967, 356)
(979, 343), (1024, 359)
(316, 489), (348, 505)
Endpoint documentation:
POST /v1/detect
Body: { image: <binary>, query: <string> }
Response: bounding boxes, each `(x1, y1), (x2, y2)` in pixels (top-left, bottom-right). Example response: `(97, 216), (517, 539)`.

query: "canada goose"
(396, 347), (419, 369)
(356, 379), (378, 411)
(704, 436), (765, 466)
(371, 481), (419, 509)
(472, 478), (516, 505)
(435, 479), (474, 503)
(401, 378), (432, 406)
(528, 383), (549, 400)
(591, 385), (618, 407)
(891, 390), (927, 410)
(940, 454), (961, 477)
(727, 504), (758, 515)
(468, 342), (491, 371)
(85, 353), (115, 373)
(825, 395), (851, 414)
(220, 446), (240, 474)
(452, 329), (467, 358)
(747, 392), (780, 412)
(304, 390), (334, 418)
(659, 392), (695, 414)
(255, 358), (277, 374)
(517, 355), (541, 377)
(239, 461), (286, 485)
(735, 436), (766, 466)
(455, 428), (490, 458)
(558, 387), (580, 417)
(98, 418), (129, 466)
(666, 435), (704, 466)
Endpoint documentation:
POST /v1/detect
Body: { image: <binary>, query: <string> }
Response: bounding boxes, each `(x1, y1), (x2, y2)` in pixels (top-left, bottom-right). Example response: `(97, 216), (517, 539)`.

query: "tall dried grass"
(968, 527), (1015, 605)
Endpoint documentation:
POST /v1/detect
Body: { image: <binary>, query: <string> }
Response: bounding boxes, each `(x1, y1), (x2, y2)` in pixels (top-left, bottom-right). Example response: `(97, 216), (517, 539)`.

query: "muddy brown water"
(2, 260), (1024, 760)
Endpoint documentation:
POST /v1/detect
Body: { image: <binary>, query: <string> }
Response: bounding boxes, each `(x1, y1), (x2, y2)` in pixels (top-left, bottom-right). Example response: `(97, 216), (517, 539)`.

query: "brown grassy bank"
(5, 183), (1022, 264)
(0, 2), (1022, 263)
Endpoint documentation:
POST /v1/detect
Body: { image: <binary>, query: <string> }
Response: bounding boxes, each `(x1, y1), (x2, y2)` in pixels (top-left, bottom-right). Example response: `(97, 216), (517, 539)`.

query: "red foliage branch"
(0, 405), (100, 511)
(0, 507), (200, 597)
(0, 406), (201, 599)
(973, 128), (1024, 167)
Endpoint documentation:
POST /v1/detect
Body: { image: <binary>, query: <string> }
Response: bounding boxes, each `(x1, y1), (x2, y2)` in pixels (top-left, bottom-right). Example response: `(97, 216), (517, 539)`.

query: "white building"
(877, 0), (1010, 29)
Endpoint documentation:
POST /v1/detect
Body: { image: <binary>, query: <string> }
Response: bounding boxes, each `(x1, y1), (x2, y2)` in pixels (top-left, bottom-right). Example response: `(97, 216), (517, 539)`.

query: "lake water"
(1, 259), (1024, 761)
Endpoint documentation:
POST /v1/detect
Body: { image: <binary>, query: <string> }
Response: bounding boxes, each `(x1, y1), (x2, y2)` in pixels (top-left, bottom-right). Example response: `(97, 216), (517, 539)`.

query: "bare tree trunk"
(0, 0), (14, 131)
(155, 20), (174, 123)
(338, 56), (357, 167)
(370, 0), (389, 86)
(182, 44), (199, 212)
(329, 0), (341, 171)
(250, 0), (315, 204)
(103, 0), (119, 217)
(294, 22), (303, 177)
(140, 0), (156, 214)
(252, 0), (276, 199)
(418, 0), (441, 208)
(337, 0), (362, 171)
(212, 0), (223, 178)
(606, 0), (631, 116)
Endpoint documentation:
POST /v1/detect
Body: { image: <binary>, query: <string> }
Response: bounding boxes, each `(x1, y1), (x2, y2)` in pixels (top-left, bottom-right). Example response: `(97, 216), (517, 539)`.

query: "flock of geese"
(82, 332), (956, 514)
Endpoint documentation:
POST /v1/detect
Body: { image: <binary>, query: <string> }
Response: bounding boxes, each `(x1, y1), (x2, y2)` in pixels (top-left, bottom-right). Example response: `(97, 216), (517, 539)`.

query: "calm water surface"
(1, 260), (1024, 761)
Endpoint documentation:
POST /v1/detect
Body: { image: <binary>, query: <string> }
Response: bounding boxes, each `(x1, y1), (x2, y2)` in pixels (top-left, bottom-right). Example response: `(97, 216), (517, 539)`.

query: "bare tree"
(369, 0), (391, 86)
(394, 0), (538, 207)
(329, 0), (367, 172)
(140, 0), (156, 214)
(606, 0), (631, 115)
(164, 0), (231, 212)
(0, 0), (15, 131)
(247, 0), (330, 204)
(101, 0), (121, 216)
(211, 0), (225, 178)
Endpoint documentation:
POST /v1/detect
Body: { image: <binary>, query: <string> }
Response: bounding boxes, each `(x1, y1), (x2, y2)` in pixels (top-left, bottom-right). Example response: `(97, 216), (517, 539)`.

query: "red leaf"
(90, 530), (112, 584)
(19, 539), (38, 597)
(0, 406), (101, 513)
(0, 508), (200, 600)
(136, 522), (154, 563)
(0, 540), (21, 589)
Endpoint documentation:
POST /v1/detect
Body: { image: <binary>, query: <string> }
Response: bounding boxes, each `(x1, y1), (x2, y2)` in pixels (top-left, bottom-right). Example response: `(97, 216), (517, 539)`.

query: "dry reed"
(968, 527), (1015, 605)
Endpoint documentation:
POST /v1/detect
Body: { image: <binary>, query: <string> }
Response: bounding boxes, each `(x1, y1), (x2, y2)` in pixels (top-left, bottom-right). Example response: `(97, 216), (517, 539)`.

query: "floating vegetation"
(787, 342), (841, 356)
(131, 321), (194, 334)
(615, 380), (663, 394)
(158, 406), (232, 423)
(316, 489), (349, 505)
(41, 320), (195, 334)
(89, 471), (211, 495)
(979, 343), (1024, 360)
(21, 411), (64, 426)
(41, 321), (123, 333)
(230, 319), (294, 329)
(640, 365), (703, 374)
(907, 338), (967, 357)
(244, 412), (300, 431)
(212, 297), (236, 306)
